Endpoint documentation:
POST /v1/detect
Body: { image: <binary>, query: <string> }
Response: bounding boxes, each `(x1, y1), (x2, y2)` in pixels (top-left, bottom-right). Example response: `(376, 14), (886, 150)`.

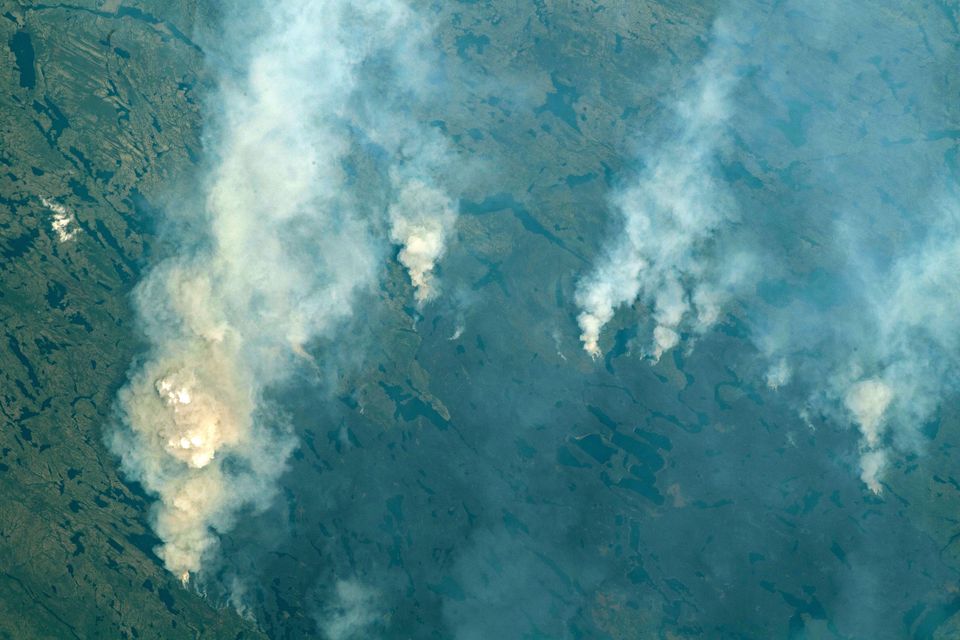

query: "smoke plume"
(577, 1), (960, 492)
(731, 2), (960, 493)
(844, 379), (894, 492)
(828, 196), (960, 492)
(575, 21), (741, 360)
(315, 580), (381, 640)
(388, 170), (457, 306)
(112, 0), (449, 583)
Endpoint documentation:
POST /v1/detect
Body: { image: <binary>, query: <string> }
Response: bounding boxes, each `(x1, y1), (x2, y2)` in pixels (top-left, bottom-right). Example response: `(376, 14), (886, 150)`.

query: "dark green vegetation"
(3, 1), (960, 639)
(0, 2), (262, 637)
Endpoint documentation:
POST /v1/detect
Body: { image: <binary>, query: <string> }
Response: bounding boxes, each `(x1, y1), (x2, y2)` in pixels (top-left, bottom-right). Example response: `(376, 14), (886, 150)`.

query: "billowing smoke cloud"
(112, 0), (450, 583)
(388, 170), (457, 306)
(844, 379), (893, 492)
(575, 21), (742, 360)
(730, 2), (960, 493)
(811, 197), (960, 492)
(579, 1), (960, 493)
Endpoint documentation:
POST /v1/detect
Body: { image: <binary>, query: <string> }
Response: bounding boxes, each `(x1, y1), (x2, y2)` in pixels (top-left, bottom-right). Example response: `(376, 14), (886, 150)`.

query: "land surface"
(2, 1), (960, 639)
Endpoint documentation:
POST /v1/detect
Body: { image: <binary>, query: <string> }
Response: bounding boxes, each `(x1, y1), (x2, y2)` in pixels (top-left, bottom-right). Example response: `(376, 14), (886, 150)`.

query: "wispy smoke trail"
(315, 580), (381, 640)
(790, 197), (960, 493)
(112, 0), (447, 583)
(731, 2), (960, 493)
(575, 22), (741, 360)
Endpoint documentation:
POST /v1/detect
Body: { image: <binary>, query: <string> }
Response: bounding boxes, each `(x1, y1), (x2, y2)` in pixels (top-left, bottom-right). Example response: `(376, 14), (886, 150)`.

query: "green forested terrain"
(3, 0), (960, 638)
(0, 2), (262, 637)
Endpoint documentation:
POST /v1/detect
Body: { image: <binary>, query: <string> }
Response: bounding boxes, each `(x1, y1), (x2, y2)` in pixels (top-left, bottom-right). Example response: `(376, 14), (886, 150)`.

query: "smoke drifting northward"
(789, 195), (960, 493)
(578, 1), (960, 493)
(731, 2), (960, 493)
(388, 164), (457, 307)
(575, 20), (744, 361)
(315, 580), (382, 640)
(112, 0), (453, 584)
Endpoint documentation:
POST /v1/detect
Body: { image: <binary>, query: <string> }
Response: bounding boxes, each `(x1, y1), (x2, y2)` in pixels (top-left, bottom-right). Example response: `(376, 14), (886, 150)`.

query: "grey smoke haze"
(575, 18), (748, 362)
(112, 0), (455, 584)
(578, 0), (960, 492)
(729, 1), (960, 493)
(763, 191), (960, 492)
(315, 580), (382, 640)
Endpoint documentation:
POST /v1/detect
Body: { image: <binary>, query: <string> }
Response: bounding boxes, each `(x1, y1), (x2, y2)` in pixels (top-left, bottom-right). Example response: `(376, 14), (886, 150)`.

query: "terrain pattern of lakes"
(1, 1), (960, 639)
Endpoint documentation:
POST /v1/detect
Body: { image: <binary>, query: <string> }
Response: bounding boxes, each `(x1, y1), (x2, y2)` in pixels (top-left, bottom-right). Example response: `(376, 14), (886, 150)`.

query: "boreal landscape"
(2, 1), (960, 639)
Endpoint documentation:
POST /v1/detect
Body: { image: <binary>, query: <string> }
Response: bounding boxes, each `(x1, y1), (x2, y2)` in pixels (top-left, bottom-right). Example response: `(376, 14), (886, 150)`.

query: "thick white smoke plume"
(844, 378), (893, 493)
(113, 0), (446, 583)
(388, 171), (457, 306)
(575, 22), (740, 360)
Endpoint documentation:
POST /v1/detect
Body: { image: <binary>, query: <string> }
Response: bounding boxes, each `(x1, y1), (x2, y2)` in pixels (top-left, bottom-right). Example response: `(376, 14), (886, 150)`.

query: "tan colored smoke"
(112, 0), (443, 585)
(844, 378), (894, 494)
(389, 177), (457, 306)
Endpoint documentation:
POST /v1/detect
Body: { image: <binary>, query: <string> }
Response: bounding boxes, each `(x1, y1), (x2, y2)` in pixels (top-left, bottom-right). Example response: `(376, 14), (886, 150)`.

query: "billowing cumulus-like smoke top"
(575, 20), (743, 361)
(389, 174), (457, 306)
(113, 0), (450, 583)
